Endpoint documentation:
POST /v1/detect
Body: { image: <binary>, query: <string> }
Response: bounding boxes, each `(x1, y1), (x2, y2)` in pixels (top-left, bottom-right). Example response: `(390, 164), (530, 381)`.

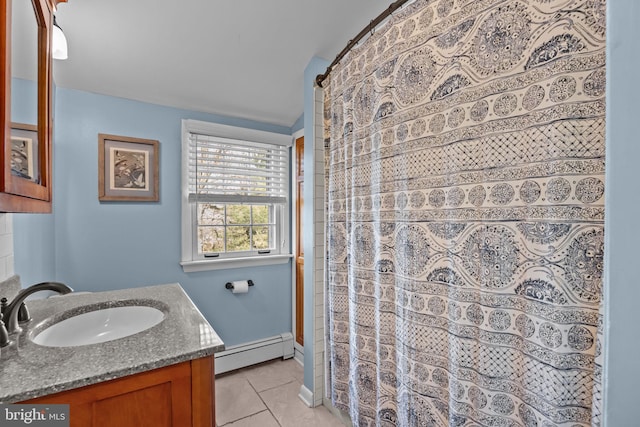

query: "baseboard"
(294, 342), (304, 365)
(214, 332), (294, 375)
(298, 384), (314, 407)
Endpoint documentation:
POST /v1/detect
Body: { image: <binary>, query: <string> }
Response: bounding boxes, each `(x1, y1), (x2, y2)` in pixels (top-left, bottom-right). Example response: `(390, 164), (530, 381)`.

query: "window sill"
(180, 254), (293, 272)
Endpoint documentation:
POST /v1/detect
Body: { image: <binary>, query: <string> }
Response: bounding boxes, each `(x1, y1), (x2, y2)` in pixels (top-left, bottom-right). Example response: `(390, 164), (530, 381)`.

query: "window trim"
(180, 254), (293, 273)
(181, 119), (292, 272)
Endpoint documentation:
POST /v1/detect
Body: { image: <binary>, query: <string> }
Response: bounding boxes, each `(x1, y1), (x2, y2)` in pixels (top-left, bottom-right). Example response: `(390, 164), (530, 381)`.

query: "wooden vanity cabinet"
(22, 356), (216, 427)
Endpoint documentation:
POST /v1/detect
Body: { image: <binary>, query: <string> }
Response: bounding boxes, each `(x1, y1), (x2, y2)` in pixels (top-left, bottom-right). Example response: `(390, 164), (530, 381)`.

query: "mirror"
(11, 0), (38, 126)
(10, 0), (40, 184)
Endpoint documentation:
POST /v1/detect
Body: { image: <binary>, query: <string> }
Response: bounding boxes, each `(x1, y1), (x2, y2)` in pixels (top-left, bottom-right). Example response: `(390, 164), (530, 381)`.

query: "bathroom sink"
(31, 305), (165, 347)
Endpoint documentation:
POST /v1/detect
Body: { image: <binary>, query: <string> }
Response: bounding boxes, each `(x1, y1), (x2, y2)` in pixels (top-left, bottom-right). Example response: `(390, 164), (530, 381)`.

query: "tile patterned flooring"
(215, 358), (346, 427)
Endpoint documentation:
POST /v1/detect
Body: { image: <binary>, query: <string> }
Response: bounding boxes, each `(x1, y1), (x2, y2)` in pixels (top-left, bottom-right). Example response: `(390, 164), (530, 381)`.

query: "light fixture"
(52, 15), (68, 60)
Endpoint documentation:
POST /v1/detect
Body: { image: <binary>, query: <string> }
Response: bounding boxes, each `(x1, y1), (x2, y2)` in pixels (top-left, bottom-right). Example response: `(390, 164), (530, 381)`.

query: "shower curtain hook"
(370, 20), (375, 36)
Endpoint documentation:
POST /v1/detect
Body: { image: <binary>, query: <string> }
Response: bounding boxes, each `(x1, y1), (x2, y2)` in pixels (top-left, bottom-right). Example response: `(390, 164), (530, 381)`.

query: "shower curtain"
(324, 0), (605, 426)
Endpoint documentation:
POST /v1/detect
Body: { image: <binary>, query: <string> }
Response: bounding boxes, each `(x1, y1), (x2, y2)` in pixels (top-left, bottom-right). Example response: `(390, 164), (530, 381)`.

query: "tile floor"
(215, 358), (346, 427)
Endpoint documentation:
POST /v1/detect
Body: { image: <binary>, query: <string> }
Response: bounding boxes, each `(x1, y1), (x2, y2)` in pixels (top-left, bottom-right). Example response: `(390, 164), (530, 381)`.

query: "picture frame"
(10, 123), (38, 183)
(98, 133), (159, 202)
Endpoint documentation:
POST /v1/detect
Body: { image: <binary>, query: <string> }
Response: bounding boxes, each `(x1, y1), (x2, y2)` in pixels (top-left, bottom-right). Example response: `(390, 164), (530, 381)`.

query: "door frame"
(292, 129), (304, 362)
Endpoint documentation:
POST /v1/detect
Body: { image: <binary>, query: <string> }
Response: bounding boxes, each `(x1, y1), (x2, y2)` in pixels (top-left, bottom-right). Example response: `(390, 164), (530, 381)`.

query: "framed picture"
(98, 133), (159, 202)
(10, 123), (39, 183)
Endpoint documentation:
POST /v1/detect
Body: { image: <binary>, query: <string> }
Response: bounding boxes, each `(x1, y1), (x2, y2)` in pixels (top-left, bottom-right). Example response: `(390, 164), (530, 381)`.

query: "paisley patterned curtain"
(323, 0), (605, 426)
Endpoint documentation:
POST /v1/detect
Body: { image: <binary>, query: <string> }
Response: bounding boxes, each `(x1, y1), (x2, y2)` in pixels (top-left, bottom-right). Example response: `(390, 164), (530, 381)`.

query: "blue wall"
(12, 78), (56, 284)
(292, 113), (304, 134)
(603, 1), (640, 424)
(14, 87), (293, 348)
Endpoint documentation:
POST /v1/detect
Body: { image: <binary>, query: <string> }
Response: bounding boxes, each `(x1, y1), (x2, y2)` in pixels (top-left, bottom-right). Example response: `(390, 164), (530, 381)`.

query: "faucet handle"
(0, 313), (9, 347)
(18, 302), (30, 323)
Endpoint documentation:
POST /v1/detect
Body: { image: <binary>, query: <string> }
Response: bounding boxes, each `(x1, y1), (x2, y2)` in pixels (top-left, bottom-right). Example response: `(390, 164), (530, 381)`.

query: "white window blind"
(187, 133), (288, 205)
(181, 119), (292, 271)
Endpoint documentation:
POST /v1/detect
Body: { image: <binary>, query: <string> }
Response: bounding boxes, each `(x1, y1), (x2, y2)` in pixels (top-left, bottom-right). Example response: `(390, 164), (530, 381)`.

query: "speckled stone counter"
(0, 283), (225, 403)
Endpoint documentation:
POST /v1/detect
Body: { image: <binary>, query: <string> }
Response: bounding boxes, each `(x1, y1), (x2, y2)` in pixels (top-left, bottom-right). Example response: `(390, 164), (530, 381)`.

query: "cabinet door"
(25, 361), (194, 427)
(0, 0), (61, 212)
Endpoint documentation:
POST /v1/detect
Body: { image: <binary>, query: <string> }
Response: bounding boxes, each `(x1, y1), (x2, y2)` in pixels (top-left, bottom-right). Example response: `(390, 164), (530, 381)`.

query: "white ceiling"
(51, 0), (393, 128)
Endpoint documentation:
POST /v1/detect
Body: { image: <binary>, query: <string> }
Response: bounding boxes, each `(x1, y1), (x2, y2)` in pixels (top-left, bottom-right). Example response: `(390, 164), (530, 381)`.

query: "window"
(181, 120), (292, 272)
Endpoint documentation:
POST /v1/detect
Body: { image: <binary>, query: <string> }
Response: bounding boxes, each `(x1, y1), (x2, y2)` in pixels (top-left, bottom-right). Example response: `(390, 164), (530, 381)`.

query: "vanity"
(2, 1), (226, 424)
(0, 283), (225, 427)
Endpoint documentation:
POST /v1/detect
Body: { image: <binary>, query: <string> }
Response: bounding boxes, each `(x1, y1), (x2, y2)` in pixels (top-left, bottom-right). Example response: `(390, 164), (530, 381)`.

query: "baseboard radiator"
(214, 332), (294, 375)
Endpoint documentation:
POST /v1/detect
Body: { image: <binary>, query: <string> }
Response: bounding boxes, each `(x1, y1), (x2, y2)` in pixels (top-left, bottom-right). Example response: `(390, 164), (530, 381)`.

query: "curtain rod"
(315, 0), (413, 88)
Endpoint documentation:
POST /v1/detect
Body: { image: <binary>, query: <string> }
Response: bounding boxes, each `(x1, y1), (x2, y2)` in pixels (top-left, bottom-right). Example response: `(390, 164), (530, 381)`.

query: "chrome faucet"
(1, 282), (73, 334)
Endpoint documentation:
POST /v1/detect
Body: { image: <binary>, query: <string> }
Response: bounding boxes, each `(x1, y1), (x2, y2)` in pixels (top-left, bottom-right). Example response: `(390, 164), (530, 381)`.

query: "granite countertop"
(0, 283), (225, 403)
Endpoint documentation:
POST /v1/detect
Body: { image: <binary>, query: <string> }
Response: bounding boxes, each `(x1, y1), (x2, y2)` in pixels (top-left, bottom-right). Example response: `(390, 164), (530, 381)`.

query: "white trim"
(181, 254), (292, 273)
(181, 120), (193, 265)
(298, 384), (314, 408)
(292, 128), (304, 140)
(294, 342), (304, 365)
(311, 84), (326, 407)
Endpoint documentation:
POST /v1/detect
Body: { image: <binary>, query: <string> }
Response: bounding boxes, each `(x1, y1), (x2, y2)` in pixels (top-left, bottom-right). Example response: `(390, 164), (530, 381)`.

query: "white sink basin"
(32, 306), (165, 347)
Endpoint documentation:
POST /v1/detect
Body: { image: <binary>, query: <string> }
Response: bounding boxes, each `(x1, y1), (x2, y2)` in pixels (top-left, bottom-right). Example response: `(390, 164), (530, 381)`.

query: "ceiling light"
(52, 16), (68, 60)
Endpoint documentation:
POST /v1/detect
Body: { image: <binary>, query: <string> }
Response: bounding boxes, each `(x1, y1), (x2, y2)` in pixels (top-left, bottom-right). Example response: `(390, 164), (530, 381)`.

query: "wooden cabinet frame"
(0, 0), (66, 212)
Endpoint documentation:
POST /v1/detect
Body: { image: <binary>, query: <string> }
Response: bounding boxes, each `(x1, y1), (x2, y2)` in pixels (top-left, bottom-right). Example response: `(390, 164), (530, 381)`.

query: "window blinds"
(187, 133), (288, 204)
